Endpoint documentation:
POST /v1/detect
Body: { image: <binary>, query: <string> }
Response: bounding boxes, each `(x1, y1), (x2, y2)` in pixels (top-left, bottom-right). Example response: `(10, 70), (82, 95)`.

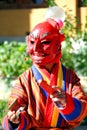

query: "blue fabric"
(62, 65), (66, 91)
(21, 116), (27, 130)
(32, 65), (43, 81)
(55, 65), (66, 127)
(56, 114), (63, 127)
(31, 65), (48, 98)
(63, 98), (82, 121)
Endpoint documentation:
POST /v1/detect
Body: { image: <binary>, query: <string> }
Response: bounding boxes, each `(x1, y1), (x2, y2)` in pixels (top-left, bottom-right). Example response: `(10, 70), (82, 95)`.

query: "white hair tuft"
(45, 6), (65, 28)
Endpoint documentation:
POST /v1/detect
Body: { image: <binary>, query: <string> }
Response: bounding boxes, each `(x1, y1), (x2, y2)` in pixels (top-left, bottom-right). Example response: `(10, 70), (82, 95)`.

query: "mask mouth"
(30, 50), (50, 56)
(30, 52), (46, 60)
(33, 52), (45, 56)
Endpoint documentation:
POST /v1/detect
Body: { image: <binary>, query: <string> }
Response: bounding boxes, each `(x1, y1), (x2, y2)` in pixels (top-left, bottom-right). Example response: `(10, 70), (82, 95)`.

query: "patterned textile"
(2, 62), (87, 130)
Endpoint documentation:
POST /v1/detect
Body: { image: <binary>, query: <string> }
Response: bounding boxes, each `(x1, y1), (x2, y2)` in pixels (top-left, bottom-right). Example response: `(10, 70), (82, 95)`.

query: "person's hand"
(7, 110), (20, 124)
(50, 86), (66, 108)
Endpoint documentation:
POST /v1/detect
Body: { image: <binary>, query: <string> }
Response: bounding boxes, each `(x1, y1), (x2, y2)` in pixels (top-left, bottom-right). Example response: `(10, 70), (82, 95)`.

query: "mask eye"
(30, 40), (34, 44)
(41, 40), (51, 44)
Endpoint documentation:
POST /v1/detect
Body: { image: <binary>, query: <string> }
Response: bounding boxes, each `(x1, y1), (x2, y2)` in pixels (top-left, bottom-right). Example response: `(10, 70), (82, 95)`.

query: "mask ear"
(59, 31), (65, 43)
(26, 35), (30, 44)
(26, 46), (29, 55)
(26, 35), (30, 55)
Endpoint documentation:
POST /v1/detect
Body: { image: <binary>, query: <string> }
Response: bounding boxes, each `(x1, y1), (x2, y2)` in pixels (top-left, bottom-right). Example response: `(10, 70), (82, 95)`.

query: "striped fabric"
(2, 62), (87, 130)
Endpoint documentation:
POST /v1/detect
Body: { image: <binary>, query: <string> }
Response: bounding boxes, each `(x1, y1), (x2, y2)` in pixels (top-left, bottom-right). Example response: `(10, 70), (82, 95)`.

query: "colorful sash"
(31, 62), (66, 128)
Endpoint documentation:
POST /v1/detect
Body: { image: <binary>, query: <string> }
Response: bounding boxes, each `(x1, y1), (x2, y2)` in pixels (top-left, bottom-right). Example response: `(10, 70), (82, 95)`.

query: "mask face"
(26, 21), (62, 65)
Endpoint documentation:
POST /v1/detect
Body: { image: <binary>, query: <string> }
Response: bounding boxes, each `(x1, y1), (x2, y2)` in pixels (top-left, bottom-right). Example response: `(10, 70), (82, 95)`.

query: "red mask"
(26, 20), (65, 65)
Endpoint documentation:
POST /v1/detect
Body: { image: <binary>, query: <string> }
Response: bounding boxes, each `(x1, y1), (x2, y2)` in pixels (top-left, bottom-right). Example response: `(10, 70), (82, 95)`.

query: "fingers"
(52, 86), (62, 93)
(7, 111), (15, 120)
(50, 91), (66, 99)
(50, 88), (66, 107)
(7, 110), (20, 124)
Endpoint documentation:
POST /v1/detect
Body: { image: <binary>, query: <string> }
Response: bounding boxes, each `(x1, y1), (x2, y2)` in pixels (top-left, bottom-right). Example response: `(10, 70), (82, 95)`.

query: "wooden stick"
(8, 98), (17, 110)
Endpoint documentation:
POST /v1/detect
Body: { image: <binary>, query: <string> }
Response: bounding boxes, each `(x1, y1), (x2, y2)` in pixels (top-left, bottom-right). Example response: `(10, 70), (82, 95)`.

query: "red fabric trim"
(43, 96), (54, 127)
(50, 63), (59, 86)
(43, 63), (59, 127)
(59, 93), (75, 115)
(18, 112), (26, 130)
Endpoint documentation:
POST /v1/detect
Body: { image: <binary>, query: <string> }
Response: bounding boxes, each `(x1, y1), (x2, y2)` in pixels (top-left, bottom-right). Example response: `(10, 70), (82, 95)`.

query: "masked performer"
(2, 6), (87, 130)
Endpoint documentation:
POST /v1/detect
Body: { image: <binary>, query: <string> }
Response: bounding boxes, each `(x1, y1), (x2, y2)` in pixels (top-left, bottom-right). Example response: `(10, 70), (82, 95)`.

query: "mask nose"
(34, 39), (41, 51)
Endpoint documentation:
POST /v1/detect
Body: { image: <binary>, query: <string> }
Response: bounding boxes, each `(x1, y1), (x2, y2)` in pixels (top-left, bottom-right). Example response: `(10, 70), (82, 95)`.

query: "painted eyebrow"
(30, 32), (39, 38)
(30, 32), (51, 39)
(41, 32), (51, 39)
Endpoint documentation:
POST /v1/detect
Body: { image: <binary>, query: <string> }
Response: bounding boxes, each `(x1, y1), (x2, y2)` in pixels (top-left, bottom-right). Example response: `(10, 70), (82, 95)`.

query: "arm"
(2, 72), (40, 130)
(56, 71), (87, 128)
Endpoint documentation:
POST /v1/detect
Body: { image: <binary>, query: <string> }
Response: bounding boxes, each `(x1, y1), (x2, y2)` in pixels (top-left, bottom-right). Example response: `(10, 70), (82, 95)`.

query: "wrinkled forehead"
(30, 21), (58, 39)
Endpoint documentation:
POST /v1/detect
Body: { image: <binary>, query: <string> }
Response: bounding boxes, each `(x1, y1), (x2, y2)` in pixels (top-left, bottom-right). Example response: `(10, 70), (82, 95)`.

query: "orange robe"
(2, 63), (87, 130)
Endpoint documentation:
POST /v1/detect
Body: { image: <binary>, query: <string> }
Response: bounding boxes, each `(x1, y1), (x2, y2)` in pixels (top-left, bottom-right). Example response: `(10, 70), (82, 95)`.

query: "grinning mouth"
(31, 52), (48, 57)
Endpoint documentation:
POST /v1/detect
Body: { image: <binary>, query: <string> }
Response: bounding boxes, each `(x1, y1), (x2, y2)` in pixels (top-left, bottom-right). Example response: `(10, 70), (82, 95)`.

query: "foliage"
(81, 116), (87, 125)
(46, 0), (56, 6)
(46, 1), (87, 76)
(62, 36), (87, 76)
(0, 100), (8, 124)
(0, 41), (32, 85)
(62, 9), (87, 76)
(81, 0), (87, 6)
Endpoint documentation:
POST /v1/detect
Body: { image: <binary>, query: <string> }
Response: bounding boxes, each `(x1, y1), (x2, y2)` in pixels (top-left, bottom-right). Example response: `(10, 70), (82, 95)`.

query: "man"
(2, 6), (87, 130)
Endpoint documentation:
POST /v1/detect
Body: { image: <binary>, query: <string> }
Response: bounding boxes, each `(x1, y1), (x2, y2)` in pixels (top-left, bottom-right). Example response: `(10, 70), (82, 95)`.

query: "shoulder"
(62, 64), (80, 84)
(20, 67), (32, 77)
(16, 67), (32, 84)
